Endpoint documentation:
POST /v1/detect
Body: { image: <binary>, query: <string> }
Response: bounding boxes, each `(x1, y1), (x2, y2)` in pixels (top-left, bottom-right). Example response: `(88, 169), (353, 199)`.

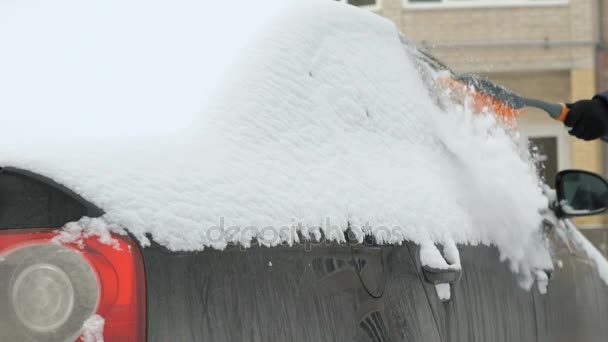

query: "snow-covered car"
(1, 1), (608, 341)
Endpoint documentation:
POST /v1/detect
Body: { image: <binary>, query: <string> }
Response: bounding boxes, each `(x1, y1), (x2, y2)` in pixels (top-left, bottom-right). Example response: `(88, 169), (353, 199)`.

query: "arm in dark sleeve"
(593, 92), (608, 142)
(565, 92), (608, 141)
(593, 91), (608, 104)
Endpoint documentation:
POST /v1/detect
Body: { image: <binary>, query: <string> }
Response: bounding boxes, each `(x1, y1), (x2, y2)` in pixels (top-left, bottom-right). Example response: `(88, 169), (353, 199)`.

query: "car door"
(143, 239), (444, 342)
(379, 242), (442, 342)
(534, 222), (608, 342)
(409, 243), (538, 342)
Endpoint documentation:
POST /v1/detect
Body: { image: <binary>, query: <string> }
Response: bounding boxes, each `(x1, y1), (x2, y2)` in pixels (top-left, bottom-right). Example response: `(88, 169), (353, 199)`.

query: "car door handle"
(422, 265), (462, 285)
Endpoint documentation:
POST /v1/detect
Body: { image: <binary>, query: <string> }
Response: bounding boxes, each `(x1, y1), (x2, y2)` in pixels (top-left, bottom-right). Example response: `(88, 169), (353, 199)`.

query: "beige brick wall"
(569, 69), (604, 227)
(570, 69), (600, 174)
(482, 71), (570, 102)
(603, 0), (608, 42)
(381, 0), (597, 72)
(600, 1), (608, 91)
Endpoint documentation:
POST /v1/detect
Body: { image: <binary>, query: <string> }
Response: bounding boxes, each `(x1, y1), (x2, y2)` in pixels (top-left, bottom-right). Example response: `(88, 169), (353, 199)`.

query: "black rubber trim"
(0, 166), (105, 217)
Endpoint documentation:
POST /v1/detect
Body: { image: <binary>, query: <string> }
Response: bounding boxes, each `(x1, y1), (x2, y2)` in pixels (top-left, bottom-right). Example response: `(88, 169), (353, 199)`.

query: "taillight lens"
(0, 228), (146, 342)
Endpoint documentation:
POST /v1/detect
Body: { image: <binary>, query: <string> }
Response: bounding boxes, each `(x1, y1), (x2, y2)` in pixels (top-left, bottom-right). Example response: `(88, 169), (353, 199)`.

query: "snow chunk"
(419, 239), (461, 271)
(53, 217), (125, 250)
(80, 315), (105, 342)
(534, 269), (549, 295)
(435, 283), (451, 301)
(421, 240), (459, 301)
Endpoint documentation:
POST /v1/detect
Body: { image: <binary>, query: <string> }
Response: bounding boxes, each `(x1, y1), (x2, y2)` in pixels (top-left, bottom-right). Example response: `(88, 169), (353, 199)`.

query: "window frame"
(336, 0), (382, 11)
(403, 0), (568, 10)
(523, 126), (570, 174)
(528, 136), (559, 186)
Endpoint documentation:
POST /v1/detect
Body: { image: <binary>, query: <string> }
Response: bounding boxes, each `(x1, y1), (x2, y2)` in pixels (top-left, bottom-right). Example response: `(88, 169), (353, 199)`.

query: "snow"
(435, 283), (452, 301)
(0, 0), (554, 284)
(52, 217), (125, 251)
(534, 269), (549, 295)
(80, 315), (105, 342)
(560, 201), (595, 215)
(421, 239), (460, 301)
(564, 220), (608, 285)
(420, 240), (460, 300)
(419, 240), (461, 271)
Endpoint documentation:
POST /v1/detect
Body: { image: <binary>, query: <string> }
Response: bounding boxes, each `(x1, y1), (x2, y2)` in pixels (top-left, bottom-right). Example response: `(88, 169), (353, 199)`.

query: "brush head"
(454, 74), (527, 109)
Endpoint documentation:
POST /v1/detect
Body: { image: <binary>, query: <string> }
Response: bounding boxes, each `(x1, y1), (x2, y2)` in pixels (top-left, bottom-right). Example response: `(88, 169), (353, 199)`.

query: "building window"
(335, 0), (378, 8)
(529, 136), (558, 186)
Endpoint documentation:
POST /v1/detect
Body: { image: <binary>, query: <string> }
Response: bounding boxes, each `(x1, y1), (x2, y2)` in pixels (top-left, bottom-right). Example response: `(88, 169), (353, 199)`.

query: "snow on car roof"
(1, 0), (553, 284)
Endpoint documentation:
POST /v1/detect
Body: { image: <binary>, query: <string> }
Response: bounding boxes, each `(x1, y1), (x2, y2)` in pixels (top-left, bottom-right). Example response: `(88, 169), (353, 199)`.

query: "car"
(1, 1), (608, 342)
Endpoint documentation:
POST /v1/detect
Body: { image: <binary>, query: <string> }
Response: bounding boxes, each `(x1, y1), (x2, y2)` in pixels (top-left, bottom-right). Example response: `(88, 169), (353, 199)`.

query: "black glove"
(565, 98), (608, 141)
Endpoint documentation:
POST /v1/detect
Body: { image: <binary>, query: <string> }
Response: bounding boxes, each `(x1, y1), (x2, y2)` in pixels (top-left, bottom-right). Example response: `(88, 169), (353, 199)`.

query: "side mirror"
(555, 170), (608, 217)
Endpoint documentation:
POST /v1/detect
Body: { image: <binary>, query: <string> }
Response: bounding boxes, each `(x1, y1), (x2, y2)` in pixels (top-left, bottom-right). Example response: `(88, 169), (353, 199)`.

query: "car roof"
(0, 0), (552, 281)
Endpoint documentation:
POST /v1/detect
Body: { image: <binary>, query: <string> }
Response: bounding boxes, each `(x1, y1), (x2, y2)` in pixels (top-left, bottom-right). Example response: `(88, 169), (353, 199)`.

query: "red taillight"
(0, 228), (146, 342)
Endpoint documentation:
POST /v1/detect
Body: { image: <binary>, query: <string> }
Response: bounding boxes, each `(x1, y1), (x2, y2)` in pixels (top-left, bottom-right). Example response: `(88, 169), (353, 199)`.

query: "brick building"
(339, 0), (608, 251)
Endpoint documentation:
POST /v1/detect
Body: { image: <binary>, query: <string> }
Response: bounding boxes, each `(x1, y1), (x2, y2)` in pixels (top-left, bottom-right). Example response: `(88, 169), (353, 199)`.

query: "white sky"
(0, 0), (290, 141)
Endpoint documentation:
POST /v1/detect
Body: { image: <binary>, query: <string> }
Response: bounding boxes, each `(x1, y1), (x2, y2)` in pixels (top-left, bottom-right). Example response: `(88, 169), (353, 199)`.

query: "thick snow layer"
(1, 0), (554, 280)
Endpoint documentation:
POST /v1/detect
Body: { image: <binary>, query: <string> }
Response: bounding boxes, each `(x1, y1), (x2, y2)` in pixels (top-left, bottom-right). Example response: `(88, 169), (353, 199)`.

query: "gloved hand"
(565, 98), (608, 141)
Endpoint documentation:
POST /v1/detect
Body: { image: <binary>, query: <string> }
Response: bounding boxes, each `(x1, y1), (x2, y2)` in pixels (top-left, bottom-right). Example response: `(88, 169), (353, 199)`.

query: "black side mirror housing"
(555, 169), (608, 218)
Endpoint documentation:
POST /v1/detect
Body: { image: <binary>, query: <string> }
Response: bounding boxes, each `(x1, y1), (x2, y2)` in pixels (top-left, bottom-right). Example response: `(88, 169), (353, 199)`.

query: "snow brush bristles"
(438, 74), (570, 124)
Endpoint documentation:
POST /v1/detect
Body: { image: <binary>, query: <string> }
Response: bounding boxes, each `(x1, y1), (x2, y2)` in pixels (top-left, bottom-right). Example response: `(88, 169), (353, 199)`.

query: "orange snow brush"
(439, 74), (570, 124)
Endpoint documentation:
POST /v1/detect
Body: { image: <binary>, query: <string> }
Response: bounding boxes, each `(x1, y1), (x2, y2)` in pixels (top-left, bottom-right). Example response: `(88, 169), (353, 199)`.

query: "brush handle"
(522, 98), (569, 122)
(523, 98), (608, 141)
(552, 103), (570, 122)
